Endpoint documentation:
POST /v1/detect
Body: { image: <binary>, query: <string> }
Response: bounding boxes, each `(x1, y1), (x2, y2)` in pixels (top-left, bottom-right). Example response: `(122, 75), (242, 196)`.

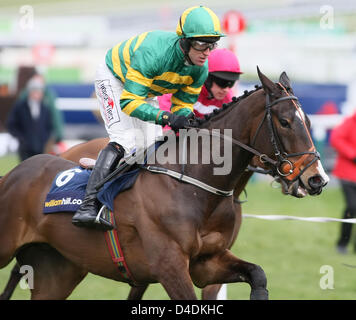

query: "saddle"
(79, 157), (96, 169)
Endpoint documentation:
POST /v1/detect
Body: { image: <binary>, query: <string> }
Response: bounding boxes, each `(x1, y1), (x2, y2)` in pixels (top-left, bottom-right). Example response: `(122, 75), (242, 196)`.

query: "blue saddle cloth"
(43, 141), (162, 214)
(43, 165), (140, 214)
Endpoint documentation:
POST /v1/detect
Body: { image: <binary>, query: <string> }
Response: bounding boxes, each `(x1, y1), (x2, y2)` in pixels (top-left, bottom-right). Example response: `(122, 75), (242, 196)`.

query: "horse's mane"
(195, 85), (262, 127)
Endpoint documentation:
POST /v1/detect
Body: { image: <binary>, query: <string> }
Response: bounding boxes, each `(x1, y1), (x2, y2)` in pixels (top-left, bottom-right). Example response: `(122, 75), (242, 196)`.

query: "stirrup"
(95, 205), (115, 228)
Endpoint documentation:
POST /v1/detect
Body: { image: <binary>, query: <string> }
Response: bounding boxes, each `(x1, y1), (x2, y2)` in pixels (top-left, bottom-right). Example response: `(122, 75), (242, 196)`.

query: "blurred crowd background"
(0, 0), (355, 173)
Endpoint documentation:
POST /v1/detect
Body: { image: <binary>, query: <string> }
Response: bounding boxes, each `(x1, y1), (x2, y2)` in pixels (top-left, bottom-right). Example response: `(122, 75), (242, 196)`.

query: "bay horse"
(0, 69), (328, 300)
(1, 138), (255, 300)
(66, 138), (254, 299)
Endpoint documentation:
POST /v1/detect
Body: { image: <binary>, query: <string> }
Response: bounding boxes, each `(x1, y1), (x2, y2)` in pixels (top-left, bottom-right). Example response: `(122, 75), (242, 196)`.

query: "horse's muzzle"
(307, 174), (327, 196)
(275, 172), (328, 198)
(276, 177), (307, 198)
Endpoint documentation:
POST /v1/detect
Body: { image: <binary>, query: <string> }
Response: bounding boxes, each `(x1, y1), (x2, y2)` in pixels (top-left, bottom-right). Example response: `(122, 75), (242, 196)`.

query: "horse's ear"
(279, 71), (291, 89)
(257, 66), (277, 96)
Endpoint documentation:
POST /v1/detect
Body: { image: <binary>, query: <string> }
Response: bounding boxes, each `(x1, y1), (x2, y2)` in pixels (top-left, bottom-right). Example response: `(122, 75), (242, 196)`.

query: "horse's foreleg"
(191, 250), (268, 300)
(127, 284), (149, 300)
(139, 232), (197, 300)
(155, 250), (196, 300)
(0, 263), (22, 300)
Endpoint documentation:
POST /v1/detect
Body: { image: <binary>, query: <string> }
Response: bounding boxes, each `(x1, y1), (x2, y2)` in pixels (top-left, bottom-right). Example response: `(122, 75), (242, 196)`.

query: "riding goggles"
(190, 40), (218, 52)
(212, 75), (239, 88)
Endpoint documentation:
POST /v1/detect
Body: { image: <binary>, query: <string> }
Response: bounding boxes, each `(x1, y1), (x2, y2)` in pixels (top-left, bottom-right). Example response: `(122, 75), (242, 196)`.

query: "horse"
(0, 69), (328, 300)
(62, 137), (256, 300)
(1, 137), (254, 300)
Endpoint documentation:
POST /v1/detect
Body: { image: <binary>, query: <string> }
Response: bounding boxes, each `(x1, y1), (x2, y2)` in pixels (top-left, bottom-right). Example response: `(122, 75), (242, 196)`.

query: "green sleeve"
(170, 67), (207, 117)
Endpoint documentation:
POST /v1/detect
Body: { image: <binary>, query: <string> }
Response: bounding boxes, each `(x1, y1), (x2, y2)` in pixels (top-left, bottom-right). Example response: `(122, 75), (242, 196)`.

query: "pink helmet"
(208, 48), (242, 81)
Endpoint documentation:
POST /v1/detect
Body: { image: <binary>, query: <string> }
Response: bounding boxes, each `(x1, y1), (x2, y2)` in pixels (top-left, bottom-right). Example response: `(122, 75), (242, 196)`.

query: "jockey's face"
(188, 46), (212, 66)
(210, 81), (231, 100)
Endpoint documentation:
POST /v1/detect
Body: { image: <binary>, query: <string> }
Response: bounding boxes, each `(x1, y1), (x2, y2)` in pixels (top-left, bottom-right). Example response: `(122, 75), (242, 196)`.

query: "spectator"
(330, 111), (356, 254)
(6, 77), (54, 161)
(17, 73), (66, 154)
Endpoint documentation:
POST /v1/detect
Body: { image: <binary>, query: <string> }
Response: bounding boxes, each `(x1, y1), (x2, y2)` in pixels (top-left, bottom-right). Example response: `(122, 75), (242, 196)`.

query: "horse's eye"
(279, 118), (290, 128)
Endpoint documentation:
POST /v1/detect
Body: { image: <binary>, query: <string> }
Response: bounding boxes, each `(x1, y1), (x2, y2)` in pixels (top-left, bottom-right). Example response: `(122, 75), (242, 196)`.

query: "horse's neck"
(192, 89), (264, 190)
(205, 89), (263, 140)
(152, 90), (265, 193)
(234, 170), (254, 197)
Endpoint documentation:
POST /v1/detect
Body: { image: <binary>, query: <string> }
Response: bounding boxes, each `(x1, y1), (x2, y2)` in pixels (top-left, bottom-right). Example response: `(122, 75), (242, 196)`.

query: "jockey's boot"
(72, 142), (124, 231)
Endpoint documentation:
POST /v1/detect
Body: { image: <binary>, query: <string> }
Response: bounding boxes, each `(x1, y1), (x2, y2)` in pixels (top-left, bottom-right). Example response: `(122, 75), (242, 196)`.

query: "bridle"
(250, 83), (320, 182)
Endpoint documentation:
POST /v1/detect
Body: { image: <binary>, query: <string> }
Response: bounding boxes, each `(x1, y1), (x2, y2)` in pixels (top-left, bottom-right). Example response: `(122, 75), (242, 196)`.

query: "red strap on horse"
(104, 209), (137, 285)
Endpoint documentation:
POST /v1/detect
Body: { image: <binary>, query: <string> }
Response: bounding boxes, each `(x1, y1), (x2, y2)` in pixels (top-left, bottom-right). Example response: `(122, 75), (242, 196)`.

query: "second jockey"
(158, 48), (242, 119)
(194, 48), (242, 118)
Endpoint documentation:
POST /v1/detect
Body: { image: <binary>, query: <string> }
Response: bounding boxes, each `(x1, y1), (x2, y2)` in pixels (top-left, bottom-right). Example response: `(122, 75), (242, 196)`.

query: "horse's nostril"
(308, 175), (323, 189)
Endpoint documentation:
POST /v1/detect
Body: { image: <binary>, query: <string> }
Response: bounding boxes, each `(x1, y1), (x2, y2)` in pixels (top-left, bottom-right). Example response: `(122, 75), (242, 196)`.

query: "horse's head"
(251, 67), (329, 197)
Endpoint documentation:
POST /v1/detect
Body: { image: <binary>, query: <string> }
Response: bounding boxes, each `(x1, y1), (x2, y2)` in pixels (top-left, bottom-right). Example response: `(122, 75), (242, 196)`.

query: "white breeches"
(94, 62), (163, 156)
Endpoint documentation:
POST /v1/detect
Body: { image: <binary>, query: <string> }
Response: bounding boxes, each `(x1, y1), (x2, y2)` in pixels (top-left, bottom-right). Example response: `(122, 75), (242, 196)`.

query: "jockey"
(72, 6), (224, 230)
(194, 48), (242, 118)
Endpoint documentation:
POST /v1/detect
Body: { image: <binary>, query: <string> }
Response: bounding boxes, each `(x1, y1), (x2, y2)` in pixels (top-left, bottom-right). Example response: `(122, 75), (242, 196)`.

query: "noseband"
(251, 84), (320, 182)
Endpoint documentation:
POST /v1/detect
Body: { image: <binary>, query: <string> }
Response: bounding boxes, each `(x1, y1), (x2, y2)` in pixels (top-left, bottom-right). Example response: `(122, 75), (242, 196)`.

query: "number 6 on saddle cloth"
(43, 164), (141, 221)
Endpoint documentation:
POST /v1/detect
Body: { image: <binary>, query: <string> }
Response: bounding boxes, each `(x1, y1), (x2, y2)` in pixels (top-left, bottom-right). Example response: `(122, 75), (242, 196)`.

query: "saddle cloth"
(43, 165), (140, 214)
(43, 141), (163, 214)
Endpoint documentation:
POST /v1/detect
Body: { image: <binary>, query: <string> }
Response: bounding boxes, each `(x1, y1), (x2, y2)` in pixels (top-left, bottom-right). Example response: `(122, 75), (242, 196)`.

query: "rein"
(141, 128), (278, 198)
(143, 165), (234, 196)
